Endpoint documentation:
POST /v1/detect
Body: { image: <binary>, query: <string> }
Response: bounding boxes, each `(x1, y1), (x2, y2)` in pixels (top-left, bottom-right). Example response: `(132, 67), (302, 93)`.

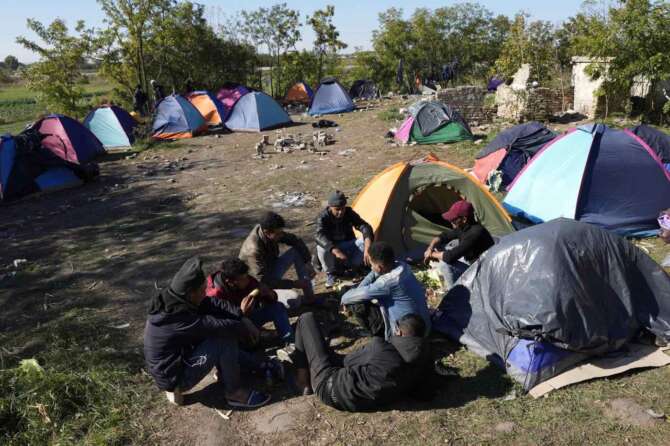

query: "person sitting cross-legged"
(143, 257), (271, 409)
(423, 200), (494, 288)
(315, 190), (374, 288)
(288, 312), (431, 412)
(206, 258), (293, 347)
(239, 211), (317, 307)
(341, 241), (431, 339)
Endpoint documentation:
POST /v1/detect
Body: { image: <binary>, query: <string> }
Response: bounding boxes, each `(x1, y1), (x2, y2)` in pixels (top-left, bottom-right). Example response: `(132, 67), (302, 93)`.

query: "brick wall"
(496, 85), (574, 122)
(437, 86), (496, 125)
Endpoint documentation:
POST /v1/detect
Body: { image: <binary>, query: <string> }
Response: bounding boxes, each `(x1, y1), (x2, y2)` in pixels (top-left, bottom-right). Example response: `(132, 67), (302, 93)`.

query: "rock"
(168, 179), (176, 184)
(269, 164), (283, 170)
(494, 422), (515, 433)
(300, 160), (307, 164)
(475, 139), (484, 145)
(604, 398), (662, 427)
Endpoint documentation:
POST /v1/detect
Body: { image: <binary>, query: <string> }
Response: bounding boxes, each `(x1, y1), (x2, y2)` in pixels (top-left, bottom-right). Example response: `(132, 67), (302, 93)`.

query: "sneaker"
(165, 388), (184, 406)
(325, 274), (336, 289)
(276, 343), (296, 363)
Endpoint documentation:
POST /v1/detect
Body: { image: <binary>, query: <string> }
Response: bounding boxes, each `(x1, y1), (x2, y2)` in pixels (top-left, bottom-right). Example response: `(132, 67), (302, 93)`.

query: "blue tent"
(225, 91), (292, 132)
(0, 134), (85, 202)
(309, 77), (354, 116)
(84, 105), (137, 148)
(504, 124), (670, 236)
(152, 95), (206, 140)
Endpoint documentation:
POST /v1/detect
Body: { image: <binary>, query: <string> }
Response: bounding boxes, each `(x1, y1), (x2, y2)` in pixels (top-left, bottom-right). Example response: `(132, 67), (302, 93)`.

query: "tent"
(83, 105), (137, 148)
(284, 81), (313, 105)
(630, 124), (670, 166)
(34, 114), (104, 163)
(487, 77), (505, 92)
(225, 91), (292, 132)
(432, 218), (670, 392)
(503, 124), (670, 236)
(473, 122), (556, 187)
(186, 91), (227, 127)
(216, 84), (250, 121)
(152, 95), (207, 140)
(0, 133), (94, 201)
(351, 154), (514, 256)
(349, 79), (378, 100)
(394, 101), (473, 145)
(309, 77), (354, 116)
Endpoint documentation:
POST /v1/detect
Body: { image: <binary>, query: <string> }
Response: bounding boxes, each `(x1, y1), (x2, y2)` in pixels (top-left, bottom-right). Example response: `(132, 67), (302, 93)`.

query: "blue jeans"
(248, 301), (293, 342)
(267, 247), (314, 297)
(316, 239), (365, 275)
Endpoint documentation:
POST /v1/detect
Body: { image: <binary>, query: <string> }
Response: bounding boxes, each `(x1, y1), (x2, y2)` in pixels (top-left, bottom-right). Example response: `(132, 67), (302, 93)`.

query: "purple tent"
(216, 84), (250, 121)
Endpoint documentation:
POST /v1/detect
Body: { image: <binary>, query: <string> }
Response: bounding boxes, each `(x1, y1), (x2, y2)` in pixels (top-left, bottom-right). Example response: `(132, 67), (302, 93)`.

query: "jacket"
(331, 335), (430, 412)
(341, 261), (431, 339)
(143, 289), (244, 391)
(438, 223), (494, 264)
(239, 224), (311, 289)
(315, 207), (374, 252)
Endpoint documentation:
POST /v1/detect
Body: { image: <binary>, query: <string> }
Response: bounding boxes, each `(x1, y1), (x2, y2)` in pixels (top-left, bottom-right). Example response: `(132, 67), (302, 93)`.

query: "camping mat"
(529, 344), (670, 398)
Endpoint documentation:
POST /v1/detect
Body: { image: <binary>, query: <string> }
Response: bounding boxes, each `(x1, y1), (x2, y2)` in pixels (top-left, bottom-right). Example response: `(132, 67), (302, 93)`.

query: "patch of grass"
(377, 107), (400, 122)
(0, 309), (157, 445)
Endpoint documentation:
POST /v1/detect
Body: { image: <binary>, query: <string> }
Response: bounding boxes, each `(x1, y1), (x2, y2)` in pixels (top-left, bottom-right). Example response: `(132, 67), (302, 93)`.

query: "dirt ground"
(3, 99), (670, 445)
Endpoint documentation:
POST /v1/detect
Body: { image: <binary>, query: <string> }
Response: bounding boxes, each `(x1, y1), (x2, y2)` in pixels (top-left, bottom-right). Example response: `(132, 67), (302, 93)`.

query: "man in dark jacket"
(423, 200), (494, 287)
(315, 190), (374, 288)
(143, 257), (271, 409)
(133, 84), (148, 116)
(288, 312), (430, 412)
(239, 211), (316, 306)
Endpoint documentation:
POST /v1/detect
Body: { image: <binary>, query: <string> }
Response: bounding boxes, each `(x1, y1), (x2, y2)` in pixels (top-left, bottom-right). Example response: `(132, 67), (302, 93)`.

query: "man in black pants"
(289, 312), (430, 412)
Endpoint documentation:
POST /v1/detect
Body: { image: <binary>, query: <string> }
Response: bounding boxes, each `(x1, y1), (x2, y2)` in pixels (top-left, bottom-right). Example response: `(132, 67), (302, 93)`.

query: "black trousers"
(346, 302), (385, 337)
(293, 312), (343, 408)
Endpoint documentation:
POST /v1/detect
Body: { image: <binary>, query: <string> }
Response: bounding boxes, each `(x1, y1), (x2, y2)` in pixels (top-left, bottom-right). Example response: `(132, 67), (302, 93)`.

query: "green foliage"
(307, 5), (347, 82)
(16, 19), (94, 117)
(4, 56), (20, 71)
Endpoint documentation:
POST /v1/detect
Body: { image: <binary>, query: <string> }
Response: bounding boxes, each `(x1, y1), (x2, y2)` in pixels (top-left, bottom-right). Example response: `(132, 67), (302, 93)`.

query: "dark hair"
(260, 211), (286, 231)
(368, 241), (395, 266)
(219, 258), (249, 280)
(397, 313), (426, 337)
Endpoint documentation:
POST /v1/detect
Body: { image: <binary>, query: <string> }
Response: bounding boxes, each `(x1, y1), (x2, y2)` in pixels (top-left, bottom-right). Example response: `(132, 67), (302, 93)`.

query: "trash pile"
(253, 129), (335, 159)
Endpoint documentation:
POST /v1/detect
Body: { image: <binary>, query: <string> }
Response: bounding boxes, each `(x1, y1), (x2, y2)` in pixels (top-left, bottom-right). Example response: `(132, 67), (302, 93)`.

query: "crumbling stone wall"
(438, 86), (496, 125)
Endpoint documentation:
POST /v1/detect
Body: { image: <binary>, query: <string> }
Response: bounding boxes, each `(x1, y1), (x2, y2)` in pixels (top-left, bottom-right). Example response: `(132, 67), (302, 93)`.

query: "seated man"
(315, 190), (374, 288)
(341, 241), (431, 339)
(424, 200), (494, 287)
(239, 211), (316, 306)
(290, 312), (430, 412)
(143, 257), (270, 409)
(206, 258), (293, 346)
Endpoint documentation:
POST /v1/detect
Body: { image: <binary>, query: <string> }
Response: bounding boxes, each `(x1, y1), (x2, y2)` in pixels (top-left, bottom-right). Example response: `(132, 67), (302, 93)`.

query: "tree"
(4, 55), (19, 71)
(17, 19), (93, 116)
(307, 5), (347, 82)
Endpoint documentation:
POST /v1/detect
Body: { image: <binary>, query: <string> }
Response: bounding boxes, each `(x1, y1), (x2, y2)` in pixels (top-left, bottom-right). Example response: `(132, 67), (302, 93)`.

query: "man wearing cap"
(423, 200), (494, 287)
(143, 257), (271, 409)
(315, 190), (374, 288)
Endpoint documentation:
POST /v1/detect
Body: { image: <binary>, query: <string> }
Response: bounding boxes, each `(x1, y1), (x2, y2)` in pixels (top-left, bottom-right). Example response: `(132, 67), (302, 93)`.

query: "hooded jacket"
(331, 335), (430, 412)
(143, 287), (245, 391)
(238, 224), (311, 289)
(315, 207), (374, 252)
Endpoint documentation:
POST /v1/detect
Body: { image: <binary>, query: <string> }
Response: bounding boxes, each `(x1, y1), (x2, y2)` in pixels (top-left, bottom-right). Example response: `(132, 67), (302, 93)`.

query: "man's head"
(659, 209), (670, 244)
(442, 200), (474, 229)
(368, 241), (396, 274)
(150, 79), (156, 86)
(327, 190), (347, 219)
(395, 313), (426, 337)
(170, 257), (206, 306)
(260, 211), (286, 241)
(219, 258), (251, 290)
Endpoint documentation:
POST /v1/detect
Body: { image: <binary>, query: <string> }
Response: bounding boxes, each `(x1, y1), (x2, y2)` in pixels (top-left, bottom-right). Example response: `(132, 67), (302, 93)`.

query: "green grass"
(377, 107), (400, 122)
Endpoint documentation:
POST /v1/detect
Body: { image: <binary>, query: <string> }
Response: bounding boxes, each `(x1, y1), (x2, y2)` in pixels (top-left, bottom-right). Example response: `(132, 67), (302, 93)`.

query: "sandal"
(227, 390), (271, 409)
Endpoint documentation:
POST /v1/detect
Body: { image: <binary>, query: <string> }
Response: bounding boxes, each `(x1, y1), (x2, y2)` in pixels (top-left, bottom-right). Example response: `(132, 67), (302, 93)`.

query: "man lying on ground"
(239, 211), (317, 306)
(287, 312), (430, 412)
(143, 257), (271, 409)
(207, 257), (294, 349)
(424, 200), (494, 287)
(341, 241), (431, 339)
(315, 190), (374, 288)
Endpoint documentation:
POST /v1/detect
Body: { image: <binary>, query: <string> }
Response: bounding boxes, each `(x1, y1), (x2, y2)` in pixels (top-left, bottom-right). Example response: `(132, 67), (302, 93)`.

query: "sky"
(1, 0), (586, 63)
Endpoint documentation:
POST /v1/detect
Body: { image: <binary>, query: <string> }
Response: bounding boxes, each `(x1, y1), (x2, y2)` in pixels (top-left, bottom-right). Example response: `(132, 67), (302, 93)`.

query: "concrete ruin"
(571, 57), (612, 118)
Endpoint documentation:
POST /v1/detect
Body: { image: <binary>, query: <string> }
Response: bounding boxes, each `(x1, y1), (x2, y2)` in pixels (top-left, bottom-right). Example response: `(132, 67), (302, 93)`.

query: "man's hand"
(240, 293), (258, 316)
(363, 248), (372, 266)
(423, 248), (433, 265)
(332, 247), (348, 261)
(430, 251), (445, 262)
(241, 317), (260, 345)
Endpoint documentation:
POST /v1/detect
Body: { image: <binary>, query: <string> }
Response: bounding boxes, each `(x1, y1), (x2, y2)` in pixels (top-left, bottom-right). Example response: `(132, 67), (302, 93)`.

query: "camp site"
(2, 1), (670, 444)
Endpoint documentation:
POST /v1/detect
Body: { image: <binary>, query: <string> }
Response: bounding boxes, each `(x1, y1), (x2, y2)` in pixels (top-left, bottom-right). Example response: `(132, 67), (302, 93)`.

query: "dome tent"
(309, 77), (354, 116)
(349, 79), (378, 100)
(351, 154), (513, 257)
(216, 83), (250, 121)
(34, 114), (104, 163)
(152, 94), (207, 140)
(394, 101), (473, 145)
(83, 105), (137, 148)
(504, 124), (670, 236)
(224, 91), (292, 132)
(284, 81), (314, 105)
(186, 91), (227, 127)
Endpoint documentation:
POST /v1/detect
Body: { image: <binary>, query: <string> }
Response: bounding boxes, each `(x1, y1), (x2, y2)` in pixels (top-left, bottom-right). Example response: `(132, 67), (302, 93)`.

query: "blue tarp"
(309, 78), (354, 115)
(225, 91), (291, 132)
